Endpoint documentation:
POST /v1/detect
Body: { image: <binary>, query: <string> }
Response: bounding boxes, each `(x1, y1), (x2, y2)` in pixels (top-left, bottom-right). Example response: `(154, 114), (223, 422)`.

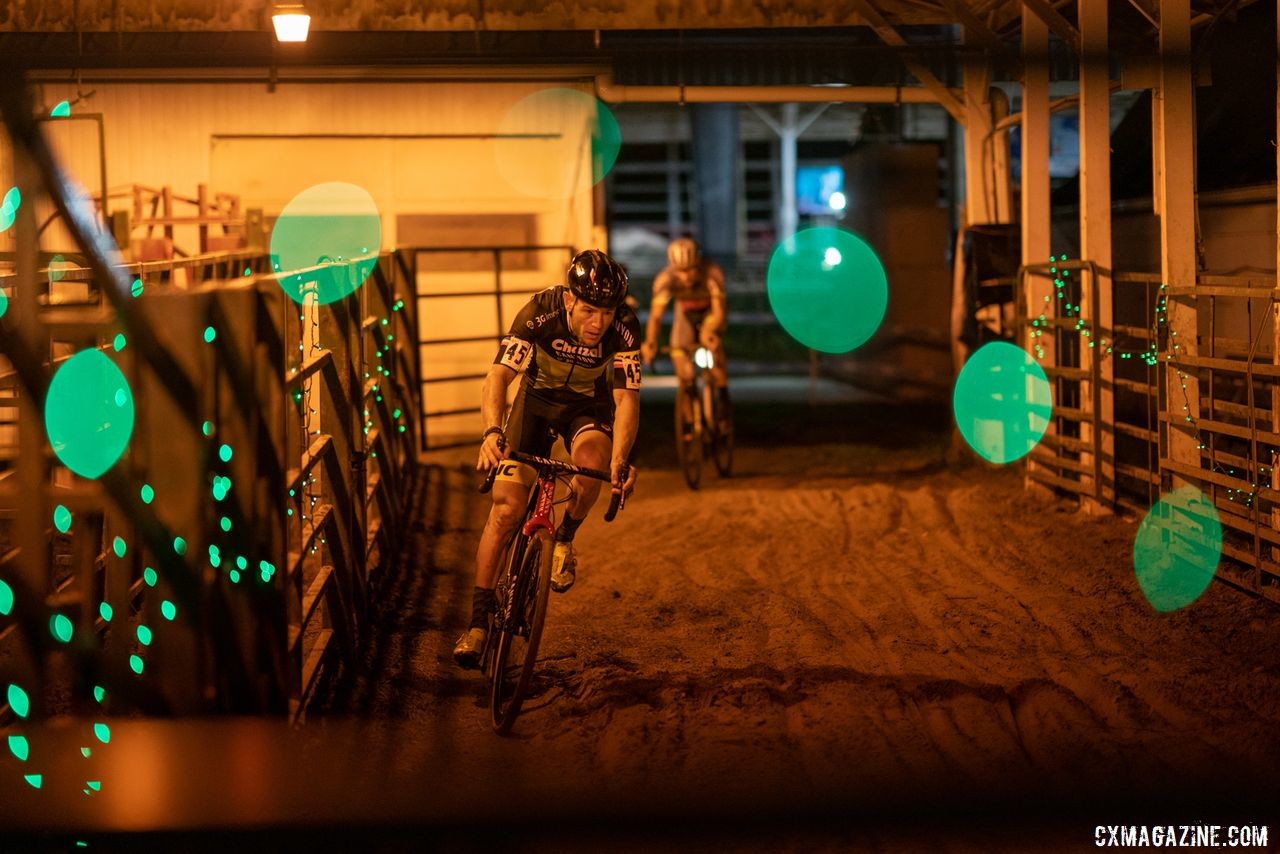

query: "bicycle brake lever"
(604, 486), (626, 522)
(479, 466), (498, 495)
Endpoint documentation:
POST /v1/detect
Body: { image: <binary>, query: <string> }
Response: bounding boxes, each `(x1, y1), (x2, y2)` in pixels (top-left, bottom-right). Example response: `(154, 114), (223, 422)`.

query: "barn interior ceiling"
(0, 1), (1254, 85)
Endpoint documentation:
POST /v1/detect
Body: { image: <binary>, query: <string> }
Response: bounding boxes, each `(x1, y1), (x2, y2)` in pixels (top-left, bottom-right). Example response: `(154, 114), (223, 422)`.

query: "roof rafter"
(847, 0), (968, 123)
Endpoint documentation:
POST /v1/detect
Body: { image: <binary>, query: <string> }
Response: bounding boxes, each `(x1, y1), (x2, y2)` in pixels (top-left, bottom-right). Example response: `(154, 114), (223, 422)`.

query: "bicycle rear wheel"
(489, 529), (554, 735)
(675, 381), (702, 489)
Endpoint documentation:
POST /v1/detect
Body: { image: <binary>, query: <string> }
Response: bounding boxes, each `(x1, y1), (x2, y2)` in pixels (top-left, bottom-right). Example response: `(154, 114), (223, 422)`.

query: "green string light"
(99, 602), (113, 622)
(160, 600), (177, 620)
(50, 614), (73, 642)
(8, 734), (28, 761)
(0, 578), (12, 616)
(143, 567), (158, 587)
(8, 684), (30, 718)
(1035, 256), (1263, 509)
(136, 625), (152, 646)
(112, 536), (126, 558)
(129, 655), (144, 675)
(203, 326), (217, 343)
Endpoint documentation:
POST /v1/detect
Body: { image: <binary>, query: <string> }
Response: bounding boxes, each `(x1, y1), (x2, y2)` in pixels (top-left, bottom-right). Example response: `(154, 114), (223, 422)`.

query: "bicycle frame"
(523, 470), (558, 538)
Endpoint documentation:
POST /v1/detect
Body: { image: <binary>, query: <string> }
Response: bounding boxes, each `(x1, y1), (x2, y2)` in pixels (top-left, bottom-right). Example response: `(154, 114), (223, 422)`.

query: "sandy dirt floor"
(314, 395), (1280, 850)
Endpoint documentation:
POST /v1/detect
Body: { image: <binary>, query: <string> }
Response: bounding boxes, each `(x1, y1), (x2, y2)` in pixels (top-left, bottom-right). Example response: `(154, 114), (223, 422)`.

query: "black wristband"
(482, 426), (504, 442)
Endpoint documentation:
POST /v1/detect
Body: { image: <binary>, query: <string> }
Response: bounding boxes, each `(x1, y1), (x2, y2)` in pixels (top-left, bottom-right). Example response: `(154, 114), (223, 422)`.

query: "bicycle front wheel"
(675, 381), (703, 490)
(489, 528), (554, 735)
(704, 375), (734, 477)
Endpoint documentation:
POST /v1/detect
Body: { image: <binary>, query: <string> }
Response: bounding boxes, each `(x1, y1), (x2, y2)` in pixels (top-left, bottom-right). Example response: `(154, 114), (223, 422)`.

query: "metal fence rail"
(1026, 255), (1280, 605)
(411, 244), (574, 450)
(0, 77), (422, 730)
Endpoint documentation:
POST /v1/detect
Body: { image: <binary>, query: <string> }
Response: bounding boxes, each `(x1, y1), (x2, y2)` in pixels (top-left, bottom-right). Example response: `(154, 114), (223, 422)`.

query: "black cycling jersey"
(494, 285), (643, 407)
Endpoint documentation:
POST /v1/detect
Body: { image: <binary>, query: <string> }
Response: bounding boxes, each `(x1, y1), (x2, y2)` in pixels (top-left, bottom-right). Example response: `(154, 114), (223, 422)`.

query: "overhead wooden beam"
(848, 0), (968, 124)
(1125, 0), (1160, 28)
(1020, 0), (1081, 52)
(941, 0), (1019, 65)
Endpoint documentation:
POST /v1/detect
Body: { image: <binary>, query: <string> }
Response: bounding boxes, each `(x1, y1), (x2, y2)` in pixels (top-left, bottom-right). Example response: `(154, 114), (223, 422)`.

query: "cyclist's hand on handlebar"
(476, 432), (509, 472)
(699, 328), (720, 350)
(640, 340), (658, 366)
(611, 459), (637, 497)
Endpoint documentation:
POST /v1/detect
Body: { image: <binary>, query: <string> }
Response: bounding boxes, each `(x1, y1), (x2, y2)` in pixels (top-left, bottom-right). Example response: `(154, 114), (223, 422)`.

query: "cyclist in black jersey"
(454, 249), (641, 668)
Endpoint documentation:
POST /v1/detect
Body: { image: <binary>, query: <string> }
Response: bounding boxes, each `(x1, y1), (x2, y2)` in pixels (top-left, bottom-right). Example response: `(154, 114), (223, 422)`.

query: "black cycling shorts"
(494, 392), (614, 486)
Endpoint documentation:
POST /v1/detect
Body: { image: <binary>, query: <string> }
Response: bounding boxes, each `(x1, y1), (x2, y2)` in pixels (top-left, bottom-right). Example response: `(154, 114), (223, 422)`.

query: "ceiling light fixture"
(272, 3), (311, 43)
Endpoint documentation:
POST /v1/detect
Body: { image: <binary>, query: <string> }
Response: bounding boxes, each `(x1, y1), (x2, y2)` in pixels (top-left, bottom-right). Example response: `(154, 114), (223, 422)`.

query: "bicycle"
(478, 449), (625, 735)
(670, 344), (734, 490)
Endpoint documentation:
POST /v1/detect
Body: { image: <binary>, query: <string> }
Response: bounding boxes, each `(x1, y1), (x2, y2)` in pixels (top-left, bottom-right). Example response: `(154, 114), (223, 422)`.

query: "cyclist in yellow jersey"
(453, 249), (641, 668)
(640, 237), (731, 435)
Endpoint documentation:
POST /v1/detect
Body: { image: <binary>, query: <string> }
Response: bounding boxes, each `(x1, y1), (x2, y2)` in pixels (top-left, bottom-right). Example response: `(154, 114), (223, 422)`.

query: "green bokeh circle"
(44, 349), (134, 479)
(1, 186), (20, 233)
(495, 88), (621, 199)
(48, 255), (72, 283)
(766, 227), (888, 353)
(269, 182), (381, 305)
(953, 342), (1053, 464)
(1133, 486), (1223, 612)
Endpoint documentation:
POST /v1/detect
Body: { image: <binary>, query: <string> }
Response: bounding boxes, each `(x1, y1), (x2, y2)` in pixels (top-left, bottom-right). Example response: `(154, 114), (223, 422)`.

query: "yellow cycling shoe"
(550, 541), (577, 593)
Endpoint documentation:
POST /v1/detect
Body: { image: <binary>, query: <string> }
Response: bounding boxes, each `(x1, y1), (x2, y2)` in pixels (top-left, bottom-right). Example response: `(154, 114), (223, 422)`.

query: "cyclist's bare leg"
(710, 343), (729, 389)
(475, 479), (529, 589)
(566, 430), (612, 520)
(671, 349), (696, 425)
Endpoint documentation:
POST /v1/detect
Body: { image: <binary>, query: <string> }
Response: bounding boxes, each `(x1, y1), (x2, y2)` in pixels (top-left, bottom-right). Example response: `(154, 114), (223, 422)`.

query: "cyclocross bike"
(672, 345), (734, 490)
(478, 449), (625, 735)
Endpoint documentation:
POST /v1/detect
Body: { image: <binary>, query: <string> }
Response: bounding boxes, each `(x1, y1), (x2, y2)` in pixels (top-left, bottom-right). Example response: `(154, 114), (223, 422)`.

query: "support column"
(1273, 0), (1280, 568)
(778, 103), (799, 243)
(1157, 0), (1199, 490)
(691, 104), (739, 269)
(665, 141), (683, 238)
(990, 87), (1014, 224)
(748, 103), (830, 247)
(1078, 0), (1115, 511)
(12, 134), (47, 719)
(1023, 5), (1055, 491)
(962, 55), (994, 226)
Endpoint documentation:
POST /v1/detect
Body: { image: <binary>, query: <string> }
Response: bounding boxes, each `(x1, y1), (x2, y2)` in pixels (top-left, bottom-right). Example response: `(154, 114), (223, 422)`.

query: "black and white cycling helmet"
(566, 249), (629, 309)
